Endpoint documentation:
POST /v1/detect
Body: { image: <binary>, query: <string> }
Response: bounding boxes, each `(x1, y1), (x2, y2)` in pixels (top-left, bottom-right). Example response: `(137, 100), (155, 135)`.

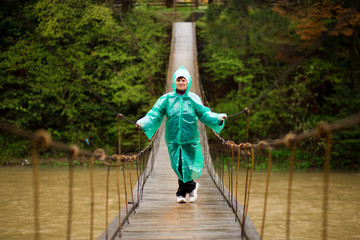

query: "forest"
(1, 0), (359, 170)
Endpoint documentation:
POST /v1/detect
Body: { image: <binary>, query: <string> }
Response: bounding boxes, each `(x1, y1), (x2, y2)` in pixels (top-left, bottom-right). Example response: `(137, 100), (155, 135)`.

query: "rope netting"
(200, 92), (359, 240)
(193, 17), (360, 239)
(198, 66), (360, 240)
(198, 59), (360, 239)
(206, 115), (360, 240)
(0, 114), (161, 240)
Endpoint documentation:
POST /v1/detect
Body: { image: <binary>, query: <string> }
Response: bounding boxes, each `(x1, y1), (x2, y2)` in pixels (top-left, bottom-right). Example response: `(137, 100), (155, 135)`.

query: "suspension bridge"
(99, 22), (259, 240)
(1, 20), (359, 240)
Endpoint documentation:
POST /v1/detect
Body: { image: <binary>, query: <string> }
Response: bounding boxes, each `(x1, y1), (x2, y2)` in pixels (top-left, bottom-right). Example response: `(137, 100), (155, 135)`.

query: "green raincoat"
(136, 66), (226, 183)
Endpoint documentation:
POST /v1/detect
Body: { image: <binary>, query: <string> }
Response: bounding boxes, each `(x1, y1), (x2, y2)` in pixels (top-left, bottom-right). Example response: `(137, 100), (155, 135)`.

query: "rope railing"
(199, 84), (359, 239)
(211, 113), (360, 151)
(199, 68), (359, 239)
(188, 12), (360, 237)
(194, 19), (359, 238)
(0, 114), (160, 240)
(202, 113), (359, 240)
(0, 22), (164, 235)
(0, 119), (156, 164)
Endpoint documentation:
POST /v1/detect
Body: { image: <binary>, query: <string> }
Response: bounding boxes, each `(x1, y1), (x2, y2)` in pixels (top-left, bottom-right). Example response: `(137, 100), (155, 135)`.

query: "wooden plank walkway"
(117, 129), (243, 239)
(99, 22), (259, 240)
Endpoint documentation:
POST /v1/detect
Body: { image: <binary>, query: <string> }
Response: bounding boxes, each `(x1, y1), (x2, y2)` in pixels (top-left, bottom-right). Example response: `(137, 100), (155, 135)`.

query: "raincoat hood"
(172, 66), (192, 94)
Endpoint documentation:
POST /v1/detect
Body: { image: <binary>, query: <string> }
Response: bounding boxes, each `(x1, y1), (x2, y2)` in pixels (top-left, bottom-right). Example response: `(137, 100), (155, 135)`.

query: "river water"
(223, 170), (360, 240)
(0, 167), (138, 240)
(0, 167), (359, 239)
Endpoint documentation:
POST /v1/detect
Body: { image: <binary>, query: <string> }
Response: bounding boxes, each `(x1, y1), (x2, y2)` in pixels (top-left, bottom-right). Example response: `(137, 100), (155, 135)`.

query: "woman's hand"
(219, 114), (227, 125)
(219, 114), (227, 121)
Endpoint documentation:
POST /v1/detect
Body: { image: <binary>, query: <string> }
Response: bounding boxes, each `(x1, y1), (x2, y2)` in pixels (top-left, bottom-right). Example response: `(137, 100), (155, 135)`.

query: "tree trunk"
(349, 30), (360, 92)
(166, 0), (173, 8)
(194, 0), (199, 8)
(121, 0), (132, 13)
(349, 0), (360, 92)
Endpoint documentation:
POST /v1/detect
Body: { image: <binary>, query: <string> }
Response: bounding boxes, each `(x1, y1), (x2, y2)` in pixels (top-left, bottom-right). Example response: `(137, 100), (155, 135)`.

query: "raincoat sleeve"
(189, 93), (226, 134)
(136, 95), (168, 140)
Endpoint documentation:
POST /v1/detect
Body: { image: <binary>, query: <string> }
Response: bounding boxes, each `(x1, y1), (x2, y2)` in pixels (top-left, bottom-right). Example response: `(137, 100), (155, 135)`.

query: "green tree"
(0, 0), (170, 162)
(197, 1), (360, 169)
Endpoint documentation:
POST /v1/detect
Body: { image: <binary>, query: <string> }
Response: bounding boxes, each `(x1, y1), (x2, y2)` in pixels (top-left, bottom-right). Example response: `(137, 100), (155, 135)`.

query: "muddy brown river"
(223, 170), (360, 240)
(0, 167), (138, 240)
(0, 168), (359, 239)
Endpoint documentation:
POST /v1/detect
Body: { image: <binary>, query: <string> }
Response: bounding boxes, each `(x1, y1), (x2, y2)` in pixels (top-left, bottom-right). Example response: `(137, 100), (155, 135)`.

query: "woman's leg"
(176, 150), (196, 197)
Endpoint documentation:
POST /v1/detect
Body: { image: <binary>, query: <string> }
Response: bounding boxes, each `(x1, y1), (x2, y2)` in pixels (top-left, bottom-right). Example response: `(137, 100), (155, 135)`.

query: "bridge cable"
(128, 162), (136, 213)
(245, 109), (250, 142)
(230, 145), (234, 209)
(117, 113), (137, 215)
(31, 142), (40, 240)
(122, 161), (130, 225)
(127, 129), (142, 212)
(320, 127), (332, 240)
(211, 113), (360, 150)
(117, 116), (122, 155)
(242, 110), (252, 231)
(115, 116), (123, 237)
(0, 119), (154, 165)
(116, 159), (122, 238)
(260, 146), (272, 240)
(90, 156), (95, 240)
(105, 165), (110, 240)
(285, 140), (297, 240)
(241, 146), (251, 239)
(227, 142), (235, 207)
(245, 148), (255, 218)
(66, 150), (75, 240)
(235, 146), (241, 223)
(136, 128), (141, 206)
(220, 145), (225, 195)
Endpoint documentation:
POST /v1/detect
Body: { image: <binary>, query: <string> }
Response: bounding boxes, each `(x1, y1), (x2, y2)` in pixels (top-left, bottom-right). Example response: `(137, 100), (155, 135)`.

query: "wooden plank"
(101, 126), (244, 239)
(99, 22), (259, 240)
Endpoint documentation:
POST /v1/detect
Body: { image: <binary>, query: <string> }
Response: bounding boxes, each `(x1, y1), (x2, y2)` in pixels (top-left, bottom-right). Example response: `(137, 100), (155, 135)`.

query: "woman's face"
(175, 77), (188, 91)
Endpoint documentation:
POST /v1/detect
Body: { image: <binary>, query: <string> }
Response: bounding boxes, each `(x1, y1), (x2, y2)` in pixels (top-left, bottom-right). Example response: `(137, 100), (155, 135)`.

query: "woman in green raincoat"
(136, 66), (227, 203)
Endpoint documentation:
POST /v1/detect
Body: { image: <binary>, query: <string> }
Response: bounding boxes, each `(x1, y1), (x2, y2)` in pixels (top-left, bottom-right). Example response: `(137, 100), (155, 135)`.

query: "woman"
(136, 66), (227, 203)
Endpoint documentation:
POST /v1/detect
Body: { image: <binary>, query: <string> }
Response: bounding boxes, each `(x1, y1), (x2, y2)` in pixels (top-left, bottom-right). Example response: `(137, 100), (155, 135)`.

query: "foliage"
(273, 0), (360, 41)
(0, 0), (171, 163)
(198, 1), (360, 170)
